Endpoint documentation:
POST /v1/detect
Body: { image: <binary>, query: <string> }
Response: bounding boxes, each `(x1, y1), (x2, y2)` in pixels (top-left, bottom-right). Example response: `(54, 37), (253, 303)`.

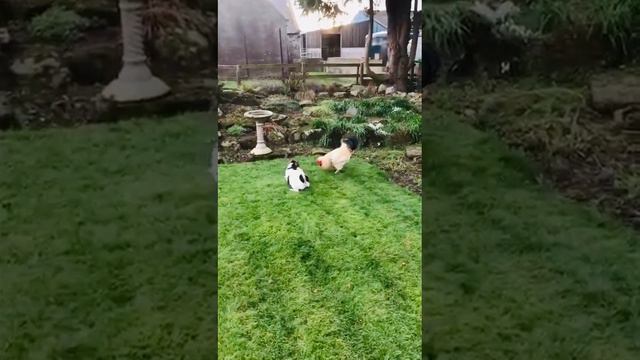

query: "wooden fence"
(218, 61), (387, 86)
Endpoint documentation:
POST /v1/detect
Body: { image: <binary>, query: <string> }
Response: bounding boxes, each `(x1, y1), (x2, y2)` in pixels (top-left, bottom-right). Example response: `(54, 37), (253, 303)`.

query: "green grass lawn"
(424, 114), (640, 359)
(218, 158), (421, 359)
(0, 113), (216, 359)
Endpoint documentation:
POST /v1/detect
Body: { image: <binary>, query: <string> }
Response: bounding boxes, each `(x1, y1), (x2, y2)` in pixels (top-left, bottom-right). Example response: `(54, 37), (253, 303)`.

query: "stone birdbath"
(244, 109), (274, 156)
(102, 0), (170, 102)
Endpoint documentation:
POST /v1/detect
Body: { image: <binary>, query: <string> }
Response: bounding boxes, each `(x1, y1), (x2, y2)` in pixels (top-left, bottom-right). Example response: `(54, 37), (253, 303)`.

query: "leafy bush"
(383, 109), (422, 142)
(282, 71), (305, 96)
(328, 97), (415, 117)
(143, 0), (212, 40)
(29, 6), (90, 42)
(312, 116), (370, 147)
(227, 125), (246, 136)
(424, 2), (470, 53)
(312, 97), (421, 147)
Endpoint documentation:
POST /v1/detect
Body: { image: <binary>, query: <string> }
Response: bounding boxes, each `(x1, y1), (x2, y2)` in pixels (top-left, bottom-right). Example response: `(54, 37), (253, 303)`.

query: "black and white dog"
(285, 160), (310, 192)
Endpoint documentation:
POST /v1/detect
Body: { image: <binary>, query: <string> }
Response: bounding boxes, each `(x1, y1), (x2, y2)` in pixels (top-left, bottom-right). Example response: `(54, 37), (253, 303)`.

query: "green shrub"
(312, 97), (421, 147)
(424, 2), (469, 53)
(227, 125), (247, 136)
(29, 6), (90, 42)
(312, 116), (370, 148)
(383, 109), (422, 143)
(312, 97), (422, 146)
(328, 97), (415, 117)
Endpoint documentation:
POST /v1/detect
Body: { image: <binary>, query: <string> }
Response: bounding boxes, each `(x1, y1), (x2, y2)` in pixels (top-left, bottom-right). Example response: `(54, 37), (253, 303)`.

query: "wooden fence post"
(236, 65), (241, 86)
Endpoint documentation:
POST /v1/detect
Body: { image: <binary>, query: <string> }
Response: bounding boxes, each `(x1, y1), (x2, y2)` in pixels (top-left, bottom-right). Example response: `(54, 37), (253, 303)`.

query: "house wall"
(287, 34), (301, 62)
(302, 21), (387, 54)
(218, 0), (288, 67)
(341, 47), (366, 58)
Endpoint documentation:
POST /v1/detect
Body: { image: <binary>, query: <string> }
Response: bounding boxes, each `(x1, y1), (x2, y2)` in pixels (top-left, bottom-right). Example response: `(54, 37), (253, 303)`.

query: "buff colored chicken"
(316, 137), (358, 174)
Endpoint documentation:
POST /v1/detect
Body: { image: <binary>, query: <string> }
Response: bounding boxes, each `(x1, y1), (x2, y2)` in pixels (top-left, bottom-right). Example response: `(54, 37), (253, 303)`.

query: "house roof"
(351, 9), (422, 28)
(351, 10), (387, 28)
(269, 0), (301, 33)
(374, 11), (387, 28)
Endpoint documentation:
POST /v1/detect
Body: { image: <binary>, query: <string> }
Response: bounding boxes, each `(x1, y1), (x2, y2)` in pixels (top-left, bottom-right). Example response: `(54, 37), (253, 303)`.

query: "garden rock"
(289, 131), (302, 143)
(464, 109), (477, 118)
(151, 23), (214, 71)
(238, 133), (256, 149)
(272, 113), (288, 122)
(385, 86), (396, 95)
(221, 139), (240, 150)
(388, 132), (413, 146)
(0, 53), (14, 90)
(407, 92), (421, 109)
(405, 145), (422, 159)
(345, 106), (358, 118)
(0, 27), (10, 44)
(0, 92), (15, 130)
(303, 128), (322, 141)
(334, 92), (346, 98)
(64, 38), (121, 85)
(219, 111), (255, 128)
(317, 92), (329, 99)
(294, 89), (316, 102)
(221, 90), (259, 106)
(11, 56), (60, 77)
(266, 129), (286, 144)
(261, 95), (301, 113)
(350, 85), (366, 97)
(377, 84), (387, 94)
(590, 72), (640, 111)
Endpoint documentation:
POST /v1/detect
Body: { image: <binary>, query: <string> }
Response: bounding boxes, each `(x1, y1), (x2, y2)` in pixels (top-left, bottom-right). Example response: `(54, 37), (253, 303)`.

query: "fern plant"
(29, 6), (89, 42)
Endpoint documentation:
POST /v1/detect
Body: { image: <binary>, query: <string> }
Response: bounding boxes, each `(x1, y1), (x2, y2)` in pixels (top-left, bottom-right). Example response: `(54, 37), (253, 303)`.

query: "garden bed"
(429, 75), (640, 229)
(218, 85), (422, 193)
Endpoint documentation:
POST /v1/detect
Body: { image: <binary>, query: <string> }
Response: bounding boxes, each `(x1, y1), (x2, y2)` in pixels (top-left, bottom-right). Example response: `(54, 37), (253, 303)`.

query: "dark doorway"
(321, 34), (341, 60)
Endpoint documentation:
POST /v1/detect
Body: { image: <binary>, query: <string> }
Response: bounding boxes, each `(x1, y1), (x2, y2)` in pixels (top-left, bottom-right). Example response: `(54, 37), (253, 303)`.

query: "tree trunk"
(409, 1), (421, 86)
(364, 0), (373, 74)
(385, 0), (412, 92)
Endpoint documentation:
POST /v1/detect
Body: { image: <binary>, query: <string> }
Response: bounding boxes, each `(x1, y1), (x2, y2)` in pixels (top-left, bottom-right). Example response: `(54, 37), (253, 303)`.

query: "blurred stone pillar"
(102, 0), (170, 102)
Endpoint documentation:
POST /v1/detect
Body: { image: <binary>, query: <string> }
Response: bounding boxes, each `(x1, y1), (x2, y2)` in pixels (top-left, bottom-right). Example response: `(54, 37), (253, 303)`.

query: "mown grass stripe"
(424, 116), (640, 359)
(218, 158), (420, 359)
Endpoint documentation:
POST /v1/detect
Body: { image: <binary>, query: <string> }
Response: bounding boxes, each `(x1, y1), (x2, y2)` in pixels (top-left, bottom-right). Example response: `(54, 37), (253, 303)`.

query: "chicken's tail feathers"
(342, 136), (359, 151)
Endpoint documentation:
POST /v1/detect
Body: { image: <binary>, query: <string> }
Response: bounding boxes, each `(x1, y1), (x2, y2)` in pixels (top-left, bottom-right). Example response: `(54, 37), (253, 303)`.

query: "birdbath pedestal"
(102, 0), (170, 102)
(244, 109), (274, 156)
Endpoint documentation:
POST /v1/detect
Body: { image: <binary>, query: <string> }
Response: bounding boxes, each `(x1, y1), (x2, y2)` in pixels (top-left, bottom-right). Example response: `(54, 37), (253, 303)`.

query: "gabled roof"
(374, 11), (387, 28)
(351, 10), (387, 28)
(351, 9), (421, 29)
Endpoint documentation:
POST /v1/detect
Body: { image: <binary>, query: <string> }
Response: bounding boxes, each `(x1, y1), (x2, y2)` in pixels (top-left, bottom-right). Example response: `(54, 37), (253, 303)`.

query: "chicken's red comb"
(316, 159), (322, 166)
